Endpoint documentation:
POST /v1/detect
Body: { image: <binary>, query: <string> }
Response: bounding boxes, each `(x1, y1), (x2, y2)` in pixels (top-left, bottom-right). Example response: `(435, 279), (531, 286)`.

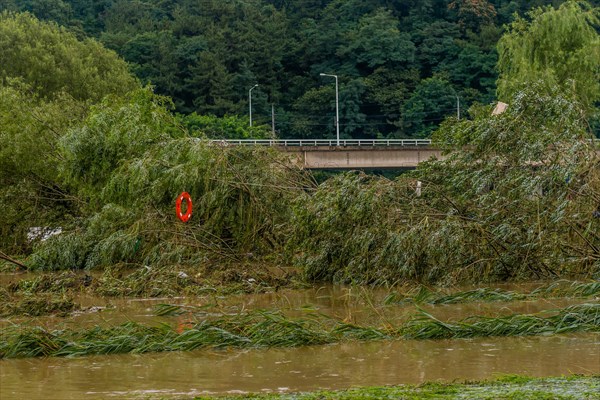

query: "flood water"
(0, 333), (598, 399)
(1, 283), (590, 330)
(2, 276), (599, 399)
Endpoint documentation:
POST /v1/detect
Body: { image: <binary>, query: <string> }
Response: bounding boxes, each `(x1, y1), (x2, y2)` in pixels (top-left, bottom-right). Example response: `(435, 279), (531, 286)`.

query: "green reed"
(384, 280), (600, 305)
(1, 303), (598, 359)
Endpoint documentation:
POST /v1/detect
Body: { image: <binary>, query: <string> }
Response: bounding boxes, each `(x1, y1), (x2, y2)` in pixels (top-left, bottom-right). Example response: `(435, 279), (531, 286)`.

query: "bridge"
(214, 139), (442, 169)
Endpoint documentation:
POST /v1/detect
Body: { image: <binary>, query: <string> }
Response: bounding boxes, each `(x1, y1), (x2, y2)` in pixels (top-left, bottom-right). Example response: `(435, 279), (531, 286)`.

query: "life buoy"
(175, 192), (193, 222)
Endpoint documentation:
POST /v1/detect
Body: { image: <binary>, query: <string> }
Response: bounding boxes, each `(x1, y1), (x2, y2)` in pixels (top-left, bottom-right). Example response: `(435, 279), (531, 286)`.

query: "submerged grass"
(402, 303), (600, 339)
(5, 271), (91, 294)
(193, 375), (600, 400)
(2, 262), (299, 302)
(1, 303), (598, 359)
(0, 289), (78, 317)
(384, 280), (600, 305)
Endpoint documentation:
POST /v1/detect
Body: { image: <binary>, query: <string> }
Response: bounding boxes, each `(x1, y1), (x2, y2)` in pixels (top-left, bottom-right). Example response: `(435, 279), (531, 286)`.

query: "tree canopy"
(1, 2), (599, 284)
(0, 13), (139, 253)
(497, 1), (600, 113)
(8, 0), (581, 138)
(0, 11), (138, 102)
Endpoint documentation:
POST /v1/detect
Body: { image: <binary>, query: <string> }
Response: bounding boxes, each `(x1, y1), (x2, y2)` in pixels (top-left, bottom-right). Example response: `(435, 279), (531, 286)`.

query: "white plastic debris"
(27, 227), (62, 242)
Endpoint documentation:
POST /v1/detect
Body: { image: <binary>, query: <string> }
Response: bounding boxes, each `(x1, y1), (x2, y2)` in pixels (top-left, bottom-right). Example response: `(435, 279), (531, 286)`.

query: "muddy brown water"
(0, 282), (591, 330)
(0, 334), (598, 399)
(1, 276), (598, 398)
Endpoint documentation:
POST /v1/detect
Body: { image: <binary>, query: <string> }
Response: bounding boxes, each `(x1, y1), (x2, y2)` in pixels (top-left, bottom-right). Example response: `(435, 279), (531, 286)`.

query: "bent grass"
(383, 280), (600, 305)
(0, 290), (78, 317)
(1, 303), (598, 359)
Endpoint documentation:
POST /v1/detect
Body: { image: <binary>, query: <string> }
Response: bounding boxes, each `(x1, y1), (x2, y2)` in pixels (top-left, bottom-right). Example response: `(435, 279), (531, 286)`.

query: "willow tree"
(0, 11), (138, 101)
(291, 83), (599, 285)
(0, 82), (88, 255)
(0, 12), (139, 257)
(496, 1), (600, 112)
(25, 86), (315, 271)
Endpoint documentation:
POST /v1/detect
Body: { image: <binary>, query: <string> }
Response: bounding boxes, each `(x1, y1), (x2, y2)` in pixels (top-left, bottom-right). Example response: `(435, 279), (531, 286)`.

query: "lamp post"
(455, 93), (460, 120)
(249, 84), (259, 127)
(450, 88), (460, 120)
(319, 73), (339, 146)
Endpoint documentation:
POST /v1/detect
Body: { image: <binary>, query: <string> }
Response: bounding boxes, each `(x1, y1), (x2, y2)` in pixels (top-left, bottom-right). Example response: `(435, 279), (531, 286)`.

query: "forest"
(2, 0), (599, 139)
(0, 0), (599, 284)
(1, 3), (599, 396)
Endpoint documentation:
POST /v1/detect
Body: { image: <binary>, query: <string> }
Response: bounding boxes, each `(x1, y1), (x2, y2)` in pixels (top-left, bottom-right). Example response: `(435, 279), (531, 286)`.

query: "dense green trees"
(9, 0), (596, 138)
(0, 12), (138, 101)
(293, 84), (599, 284)
(0, 82), (85, 253)
(1, 2), (599, 284)
(27, 86), (303, 271)
(0, 12), (139, 253)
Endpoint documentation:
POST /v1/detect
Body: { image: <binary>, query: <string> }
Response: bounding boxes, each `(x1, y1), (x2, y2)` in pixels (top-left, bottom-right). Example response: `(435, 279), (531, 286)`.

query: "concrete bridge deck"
(215, 139), (441, 169)
(212, 138), (599, 170)
(287, 145), (442, 169)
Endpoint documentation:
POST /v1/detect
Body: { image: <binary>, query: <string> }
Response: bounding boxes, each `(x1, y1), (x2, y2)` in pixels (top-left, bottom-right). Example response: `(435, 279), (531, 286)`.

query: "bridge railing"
(210, 139), (433, 147)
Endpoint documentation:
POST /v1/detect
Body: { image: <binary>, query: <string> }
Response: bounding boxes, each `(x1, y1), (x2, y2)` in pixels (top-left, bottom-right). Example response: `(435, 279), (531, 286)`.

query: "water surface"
(0, 334), (598, 399)
(1, 283), (588, 329)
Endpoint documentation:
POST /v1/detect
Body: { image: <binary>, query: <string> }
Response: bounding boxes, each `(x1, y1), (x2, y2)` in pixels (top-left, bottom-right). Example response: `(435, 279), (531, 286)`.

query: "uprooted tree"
(291, 84), (599, 284)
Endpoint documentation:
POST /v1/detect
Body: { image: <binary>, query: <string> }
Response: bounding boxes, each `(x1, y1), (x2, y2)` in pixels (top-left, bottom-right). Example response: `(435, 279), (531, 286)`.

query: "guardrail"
(210, 139), (433, 147)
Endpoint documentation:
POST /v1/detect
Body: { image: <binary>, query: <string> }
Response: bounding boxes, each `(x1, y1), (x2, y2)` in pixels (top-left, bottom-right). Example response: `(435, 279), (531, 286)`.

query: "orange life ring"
(175, 192), (193, 222)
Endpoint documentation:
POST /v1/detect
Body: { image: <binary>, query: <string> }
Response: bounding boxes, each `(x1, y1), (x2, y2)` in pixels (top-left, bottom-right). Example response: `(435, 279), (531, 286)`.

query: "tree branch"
(0, 251), (27, 269)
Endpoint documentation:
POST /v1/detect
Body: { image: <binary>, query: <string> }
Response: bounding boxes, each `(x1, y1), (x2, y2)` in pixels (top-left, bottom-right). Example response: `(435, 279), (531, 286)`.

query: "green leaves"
(0, 11), (138, 101)
(294, 85), (599, 285)
(24, 85), (314, 270)
(339, 9), (416, 69)
(497, 1), (600, 113)
(0, 12), (142, 255)
(59, 88), (180, 197)
(401, 77), (459, 138)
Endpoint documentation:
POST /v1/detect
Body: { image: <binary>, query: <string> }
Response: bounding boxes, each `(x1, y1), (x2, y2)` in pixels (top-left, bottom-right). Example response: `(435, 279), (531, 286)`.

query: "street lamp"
(449, 88), (460, 120)
(455, 93), (460, 120)
(319, 73), (339, 146)
(249, 84), (259, 127)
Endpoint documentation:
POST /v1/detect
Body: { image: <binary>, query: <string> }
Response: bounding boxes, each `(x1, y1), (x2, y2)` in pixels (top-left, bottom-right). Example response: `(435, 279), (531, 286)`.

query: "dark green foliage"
(0, 81), (86, 254)
(5, 0), (567, 138)
(2, 4), (599, 288)
(0, 13), (136, 254)
(401, 77), (459, 137)
(6, 1), (599, 138)
(26, 87), (315, 271)
(0, 14), (139, 255)
(180, 114), (272, 140)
